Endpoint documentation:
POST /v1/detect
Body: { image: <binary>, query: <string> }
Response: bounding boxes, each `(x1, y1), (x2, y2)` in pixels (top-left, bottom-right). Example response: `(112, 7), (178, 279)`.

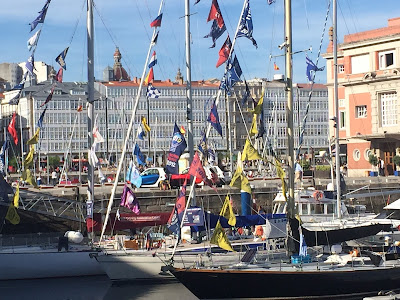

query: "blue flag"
(241, 80), (252, 106)
(220, 55), (242, 95)
(236, 0), (257, 48)
(306, 55), (325, 82)
(0, 173), (13, 201)
(30, 0), (51, 32)
(26, 55), (35, 75)
(12, 72), (27, 91)
(133, 143), (145, 166)
(0, 138), (7, 176)
(126, 161), (142, 188)
(146, 84), (161, 98)
(208, 101), (223, 137)
(166, 123), (187, 174)
(204, 19), (226, 48)
(37, 108), (47, 128)
(56, 47), (69, 70)
(137, 124), (146, 140)
(198, 130), (207, 155)
(256, 108), (265, 139)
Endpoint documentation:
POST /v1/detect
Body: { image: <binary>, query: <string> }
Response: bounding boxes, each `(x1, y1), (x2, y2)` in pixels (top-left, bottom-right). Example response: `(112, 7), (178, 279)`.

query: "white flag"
(27, 29), (41, 51)
(92, 125), (104, 144)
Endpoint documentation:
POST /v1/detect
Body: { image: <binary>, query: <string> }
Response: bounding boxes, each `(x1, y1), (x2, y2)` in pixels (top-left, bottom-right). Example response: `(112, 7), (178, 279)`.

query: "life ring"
(313, 190), (323, 201)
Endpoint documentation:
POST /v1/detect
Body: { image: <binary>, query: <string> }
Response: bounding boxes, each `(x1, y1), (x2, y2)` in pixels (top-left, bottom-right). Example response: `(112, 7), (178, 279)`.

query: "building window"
(379, 50), (395, 69)
(338, 65), (345, 73)
(351, 54), (369, 74)
(381, 92), (397, 126)
(353, 149), (361, 161)
(339, 111), (345, 129)
(356, 105), (367, 118)
(364, 149), (372, 161)
(339, 99), (345, 107)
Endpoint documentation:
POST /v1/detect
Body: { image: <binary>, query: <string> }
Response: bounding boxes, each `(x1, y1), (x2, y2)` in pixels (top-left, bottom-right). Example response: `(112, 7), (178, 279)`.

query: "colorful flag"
(56, 47), (69, 70)
(249, 114), (258, 137)
(93, 125), (104, 144)
(268, 0), (276, 4)
(12, 73), (27, 90)
(166, 123), (187, 174)
(151, 31), (159, 46)
(37, 108), (47, 128)
(197, 130), (207, 155)
(236, 0), (257, 48)
(230, 166), (252, 194)
(56, 67), (63, 82)
(150, 13), (163, 27)
(126, 161), (142, 188)
(137, 124), (146, 140)
(77, 105), (83, 112)
(242, 139), (262, 161)
(167, 179), (187, 235)
(0, 138), (7, 176)
(133, 143), (145, 166)
(188, 152), (212, 187)
(22, 168), (38, 188)
(207, 101), (223, 136)
(207, 0), (224, 29)
(210, 220), (234, 251)
(144, 67), (154, 85)
(306, 54), (324, 82)
(23, 145), (35, 168)
(13, 183), (19, 208)
(8, 112), (18, 145)
(8, 91), (21, 105)
(274, 62), (280, 70)
(221, 195), (236, 226)
(204, 19), (226, 48)
(27, 29), (41, 51)
(40, 84), (55, 107)
(219, 55), (242, 95)
(27, 128), (40, 145)
(216, 35), (231, 68)
(240, 80), (252, 106)
(146, 84), (161, 98)
(141, 116), (151, 132)
(29, 0), (51, 32)
(148, 51), (157, 68)
(26, 55), (35, 75)
(5, 203), (20, 225)
(252, 94), (264, 115)
(180, 126), (186, 134)
(120, 184), (140, 214)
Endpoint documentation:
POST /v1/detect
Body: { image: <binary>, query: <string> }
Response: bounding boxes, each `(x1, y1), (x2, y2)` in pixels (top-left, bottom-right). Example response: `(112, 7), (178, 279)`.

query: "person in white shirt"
(51, 170), (58, 186)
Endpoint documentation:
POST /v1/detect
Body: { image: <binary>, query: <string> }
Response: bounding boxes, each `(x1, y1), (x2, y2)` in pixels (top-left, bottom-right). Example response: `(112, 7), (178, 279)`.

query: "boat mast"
(285, 0), (295, 219)
(333, 0), (341, 217)
(184, 0), (195, 204)
(87, 0), (95, 238)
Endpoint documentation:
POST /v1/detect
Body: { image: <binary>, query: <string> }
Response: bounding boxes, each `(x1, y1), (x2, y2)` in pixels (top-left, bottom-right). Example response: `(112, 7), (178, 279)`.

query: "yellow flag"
(249, 114), (258, 137)
(23, 145), (35, 168)
(221, 195), (236, 226)
(252, 94), (264, 115)
(242, 139), (262, 161)
(22, 169), (38, 188)
(210, 220), (234, 252)
(141, 116), (151, 132)
(230, 166), (252, 194)
(13, 183), (19, 208)
(5, 203), (20, 225)
(275, 158), (287, 201)
(27, 128), (40, 145)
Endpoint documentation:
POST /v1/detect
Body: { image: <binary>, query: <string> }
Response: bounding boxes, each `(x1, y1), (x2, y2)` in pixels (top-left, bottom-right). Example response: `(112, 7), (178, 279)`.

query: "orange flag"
(274, 62), (279, 70)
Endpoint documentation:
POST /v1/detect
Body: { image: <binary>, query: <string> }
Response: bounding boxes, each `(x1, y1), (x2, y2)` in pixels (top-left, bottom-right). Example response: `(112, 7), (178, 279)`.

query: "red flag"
(40, 84), (55, 107)
(188, 152), (215, 190)
(56, 67), (63, 82)
(216, 35), (231, 68)
(207, 0), (224, 29)
(144, 68), (154, 85)
(8, 112), (18, 145)
(274, 62), (279, 70)
(150, 14), (163, 27)
(168, 179), (187, 224)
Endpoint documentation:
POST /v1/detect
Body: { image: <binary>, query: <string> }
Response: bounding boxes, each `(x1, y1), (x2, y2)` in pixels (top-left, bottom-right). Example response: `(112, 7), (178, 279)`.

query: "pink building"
(323, 18), (400, 176)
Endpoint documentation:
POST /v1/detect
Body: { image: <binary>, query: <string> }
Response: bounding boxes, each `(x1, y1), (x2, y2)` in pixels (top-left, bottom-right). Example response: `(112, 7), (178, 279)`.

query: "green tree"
(368, 154), (378, 167)
(48, 156), (60, 169)
(393, 155), (400, 170)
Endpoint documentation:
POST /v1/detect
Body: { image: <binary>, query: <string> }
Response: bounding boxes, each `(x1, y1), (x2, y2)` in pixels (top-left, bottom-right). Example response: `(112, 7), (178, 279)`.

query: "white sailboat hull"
(0, 247), (104, 280)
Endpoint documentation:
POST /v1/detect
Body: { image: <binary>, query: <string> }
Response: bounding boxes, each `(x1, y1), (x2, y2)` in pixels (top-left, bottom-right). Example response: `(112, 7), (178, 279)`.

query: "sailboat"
(170, 0), (400, 299)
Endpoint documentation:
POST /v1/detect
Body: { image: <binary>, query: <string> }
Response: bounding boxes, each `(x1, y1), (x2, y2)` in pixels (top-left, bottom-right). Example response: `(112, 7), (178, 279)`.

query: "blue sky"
(1, 0), (399, 85)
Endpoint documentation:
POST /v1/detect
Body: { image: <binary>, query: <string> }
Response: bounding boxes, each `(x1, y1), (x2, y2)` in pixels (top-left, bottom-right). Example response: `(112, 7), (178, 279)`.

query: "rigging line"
(68, 0), (86, 46)
(343, 0), (359, 35)
(267, 1), (278, 80)
(303, 0), (310, 31)
(93, 2), (139, 77)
